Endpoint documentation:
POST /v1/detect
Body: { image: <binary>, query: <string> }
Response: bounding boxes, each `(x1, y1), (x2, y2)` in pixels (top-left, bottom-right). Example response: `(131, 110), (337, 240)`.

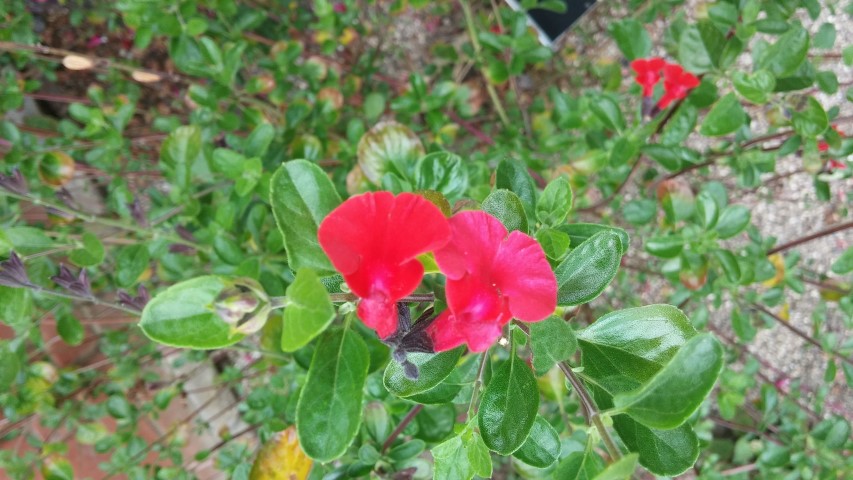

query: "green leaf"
(495, 159), (537, 219)
(554, 230), (622, 306)
(555, 447), (605, 479)
(269, 160), (342, 276)
(613, 334), (723, 429)
(578, 305), (697, 394)
(715, 205), (751, 239)
(140, 276), (248, 349)
(589, 95), (626, 132)
(245, 122), (275, 157)
(557, 224), (629, 255)
(644, 235), (683, 258)
(731, 308), (756, 342)
(642, 145), (701, 171)
(0, 286), (32, 332)
(414, 151), (469, 201)
(383, 347), (464, 397)
(695, 191), (719, 229)
(535, 228), (571, 262)
(357, 121), (425, 184)
(811, 416), (851, 450)
(363, 92), (386, 121)
(115, 245), (150, 288)
(554, 231), (623, 306)
(697, 21), (726, 68)
(514, 415), (561, 468)
(407, 354), (480, 404)
(479, 351), (539, 455)
(530, 316), (577, 375)
(281, 269), (335, 352)
(482, 189), (528, 233)
(713, 249), (742, 283)
(433, 429), (493, 480)
(700, 93), (746, 136)
(733, 70), (776, 104)
(677, 26), (713, 73)
(622, 199), (656, 225)
(792, 97), (828, 138)
(660, 104), (697, 145)
(608, 19), (651, 60)
(612, 416), (700, 476)
(160, 125), (201, 192)
(41, 457), (74, 480)
(57, 312), (84, 346)
(831, 247), (853, 274)
(296, 327), (369, 462)
(592, 453), (639, 480)
(69, 231), (105, 267)
(813, 23), (836, 49)
(0, 342), (20, 389)
(757, 25), (809, 77)
(536, 177), (573, 226)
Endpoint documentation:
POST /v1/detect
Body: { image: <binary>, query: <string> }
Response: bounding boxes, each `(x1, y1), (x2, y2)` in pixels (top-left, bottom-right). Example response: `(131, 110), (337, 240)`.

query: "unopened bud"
(214, 278), (271, 335)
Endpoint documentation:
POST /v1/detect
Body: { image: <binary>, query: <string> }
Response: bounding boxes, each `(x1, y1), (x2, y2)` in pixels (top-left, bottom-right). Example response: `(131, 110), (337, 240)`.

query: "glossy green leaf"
(495, 159), (537, 219)
(41, 457), (74, 480)
(609, 19), (650, 60)
(363, 92), (386, 121)
(622, 199), (656, 225)
(713, 249), (741, 283)
(0, 342), (20, 389)
(592, 453), (639, 480)
(269, 160), (342, 275)
(578, 305), (697, 394)
(483, 189), (528, 233)
(556, 224), (630, 255)
(757, 25), (809, 77)
(244, 122), (274, 157)
(613, 334), (723, 429)
(731, 308), (756, 342)
(612, 416), (699, 476)
(530, 316), (577, 375)
(536, 177), (573, 226)
(281, 269), (335, 352)
(554, 231), (623, 306)
(408, 354), (481, 404)
(0, 286), (32, 332)
(433, 428), (492, 480)
(69, 231), (105, 267)
(811, 416), (851, 450)
(555, 446), (605, 479)
(140, 276), (246, 349)
(660, 104), (697, 146)
(479, 351), (539, 455)
(700, 93), (746, 136)
(514, 415), (561, 468)
(535, 228), (571, 262)
(792, 97), (828, 138)
(296, 327), (369, 462)
(642, 145), (701, 171)
(695, 191), (719, 229)
(415, 404), (457, 442)
(677, 26), (713, 73)
(384, 347), (464, 397)
(414, 151), (468, 201)
(732, 70), (776, 104)
(715, 205), (751, 239)
(831, 247), (853, 274)
(357, 121), (424, 184)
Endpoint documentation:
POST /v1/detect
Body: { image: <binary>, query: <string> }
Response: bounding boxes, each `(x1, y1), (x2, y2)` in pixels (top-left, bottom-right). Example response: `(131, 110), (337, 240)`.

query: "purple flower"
(118, 284), (150, 311)
(0, 252), (33, 288)
(52, 264), (92, 298)
(0, 168), (28, 195)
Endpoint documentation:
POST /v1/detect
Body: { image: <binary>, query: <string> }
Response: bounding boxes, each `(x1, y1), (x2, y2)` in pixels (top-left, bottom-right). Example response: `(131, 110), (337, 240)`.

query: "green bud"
(214, 278), (272, 335)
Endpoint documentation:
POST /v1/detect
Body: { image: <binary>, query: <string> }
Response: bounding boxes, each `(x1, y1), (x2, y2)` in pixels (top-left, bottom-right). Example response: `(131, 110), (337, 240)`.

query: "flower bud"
(214, 278), (272, 335)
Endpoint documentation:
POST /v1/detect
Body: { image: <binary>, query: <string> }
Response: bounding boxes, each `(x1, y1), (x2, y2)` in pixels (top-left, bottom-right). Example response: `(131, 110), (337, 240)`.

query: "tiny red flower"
(828, 159), (847, 170)
(426, 211), (557, 352)
(318, 192), (451, 339)
(658, 63), (700, 109)
(630, 57), (666, 97)
(333, 2), (346, 13)
(819, 141), (830, 152)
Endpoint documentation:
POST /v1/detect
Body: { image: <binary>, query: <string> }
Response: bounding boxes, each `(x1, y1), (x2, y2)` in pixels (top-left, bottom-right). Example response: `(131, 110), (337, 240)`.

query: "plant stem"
(271, 292), (436, 308)
(559, 362), (623, 461)
(766, 219), (853, 255)
(466, 352), (490, 420)
(1, 190), (207, 251)
(31, 286), (141, 316)
(458, 0), (510, 128)
(381, 404), (424, 453)
(749, 303), (853, 367)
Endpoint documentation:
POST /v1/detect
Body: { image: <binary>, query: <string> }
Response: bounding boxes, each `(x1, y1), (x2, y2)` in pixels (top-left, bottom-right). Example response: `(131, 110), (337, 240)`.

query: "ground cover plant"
(0, 0), (852, 478)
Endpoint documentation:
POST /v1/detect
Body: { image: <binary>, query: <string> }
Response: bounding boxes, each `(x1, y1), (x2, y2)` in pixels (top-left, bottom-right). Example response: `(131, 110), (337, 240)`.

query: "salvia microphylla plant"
(2, 0), (853, 479)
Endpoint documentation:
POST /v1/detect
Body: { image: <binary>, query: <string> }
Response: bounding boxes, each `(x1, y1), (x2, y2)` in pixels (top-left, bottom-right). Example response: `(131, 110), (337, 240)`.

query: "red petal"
(427, 310), (466, 352)
(426, 310), (504, 353)
(492, 231), (557, 321)
(357, 296), (397, 338)
(434, 211), (506, 280)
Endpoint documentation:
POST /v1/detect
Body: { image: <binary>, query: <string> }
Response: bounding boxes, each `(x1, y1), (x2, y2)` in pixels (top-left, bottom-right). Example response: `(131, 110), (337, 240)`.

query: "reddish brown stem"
(749, 303), (853, 367)
(766, 220), (853, 255)
(381, 404), (424, 453)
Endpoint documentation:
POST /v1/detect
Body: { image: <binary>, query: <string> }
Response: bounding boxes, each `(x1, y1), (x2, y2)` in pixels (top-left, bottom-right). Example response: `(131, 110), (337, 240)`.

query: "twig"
(459, 0), (510, 128)
(559, 362), (622, 461)
(766, 220), (853, 255)
(749, 303), (853, 367)
(381, 404), (424, 453)
(466, 352), (490, 420)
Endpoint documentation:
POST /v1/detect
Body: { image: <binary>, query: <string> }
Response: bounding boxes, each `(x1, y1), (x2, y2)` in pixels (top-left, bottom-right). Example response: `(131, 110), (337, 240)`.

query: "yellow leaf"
(250, 426), (313, 480)
(778, 303), (790, 322)
(762, 254), (786, 288)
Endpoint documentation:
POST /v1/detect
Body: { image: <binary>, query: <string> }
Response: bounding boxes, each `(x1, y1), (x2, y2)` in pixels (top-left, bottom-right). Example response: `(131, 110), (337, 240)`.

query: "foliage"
(1, 0), (852, 479)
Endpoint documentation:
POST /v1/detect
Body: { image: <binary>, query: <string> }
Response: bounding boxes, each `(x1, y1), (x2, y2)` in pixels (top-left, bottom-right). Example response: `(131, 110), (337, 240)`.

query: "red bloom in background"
(426, 211), (557, 352)
(658, 63), (700, 109)
(630, 57), (666, 97)
(828, 159), (847, 170)
(318, 192), (450, 338)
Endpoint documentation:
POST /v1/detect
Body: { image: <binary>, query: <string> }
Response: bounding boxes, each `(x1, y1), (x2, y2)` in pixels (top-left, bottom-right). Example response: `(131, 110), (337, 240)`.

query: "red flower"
(658, 63), (699, 109)
(426, 211), (557, 352)
(819, 141), (830, 152)
(630, 57), (666, 97)
(828, 159), (847, 170)
(318, 192), (451, 338)
(333, 2), (346, 13)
